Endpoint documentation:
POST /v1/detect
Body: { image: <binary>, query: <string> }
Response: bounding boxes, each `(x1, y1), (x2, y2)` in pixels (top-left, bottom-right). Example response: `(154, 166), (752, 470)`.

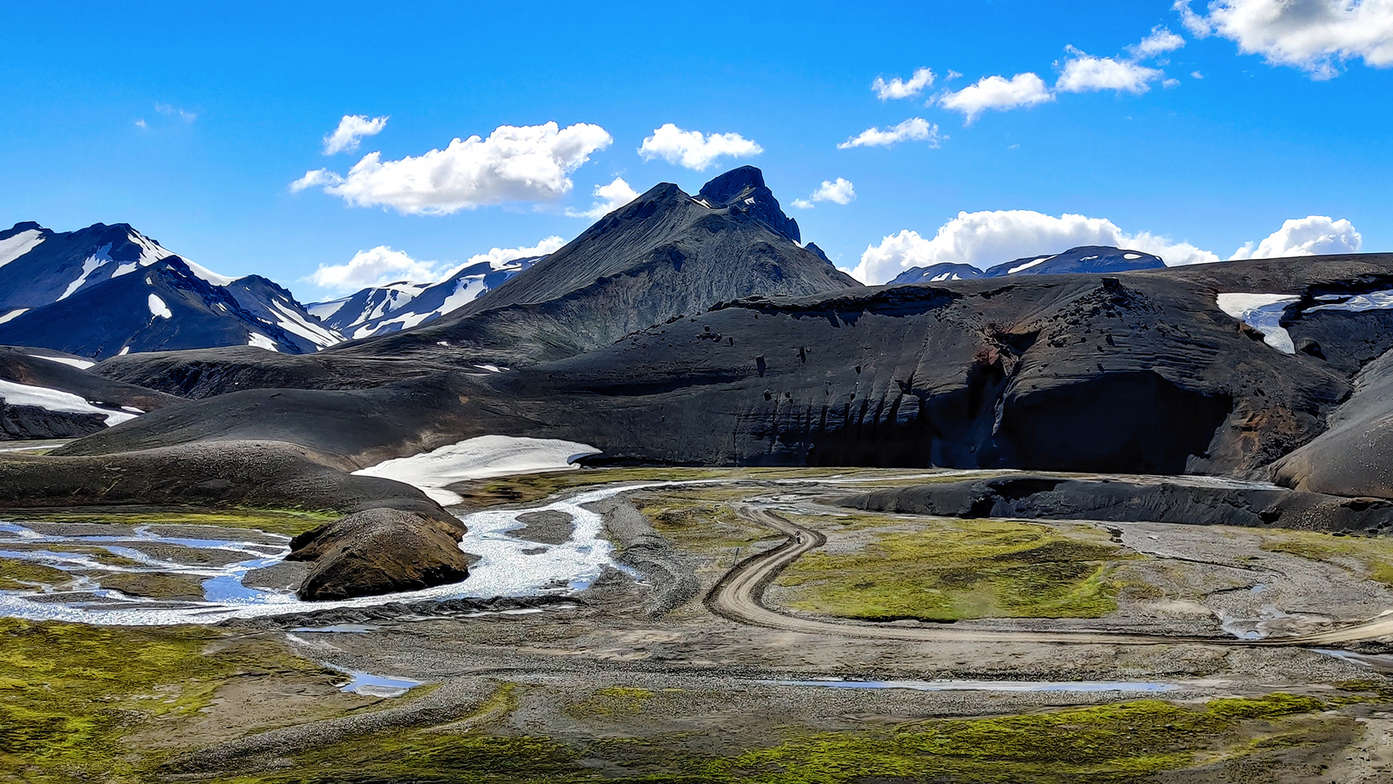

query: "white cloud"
(837, 117), (943, 149)
(323, 114), (388, 155)
(310, 236), (568, 294)
(292, 121), (612, 215)
(791, 198), (814, 209)
(1178, 0), (1393, 78)
(810, 177), (856, 205)
(1175, 0), (1214, 37)
(1191, 70), (1205, 78)
(439, 236), (567, 279)
(872, 67), (935, 99)
(850, 209), (1219, 283)
(1130, 26), (1187, 58)
(638, 123), (763, 170)
(310, 246), (441, 293)
(1230, 215), (1362, 259)
(155, 103), (196, 123)
(134, 118), (147, 129)
(565, 176), (640, 219)
(939, 73), (1054, 123)
(1163, 77), (1182, 88)
(1057, 49), (1164, 93)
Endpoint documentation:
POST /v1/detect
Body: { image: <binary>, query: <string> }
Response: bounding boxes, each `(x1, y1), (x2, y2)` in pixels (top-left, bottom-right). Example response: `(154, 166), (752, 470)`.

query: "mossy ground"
(0, 506), (339, 536)
(1260, 528), (1393, 586)
(0, 559), (72, 590)
(774, 514), (1138, 621)
(217, 690), (1351, 784)
(0, 619), (338, 784)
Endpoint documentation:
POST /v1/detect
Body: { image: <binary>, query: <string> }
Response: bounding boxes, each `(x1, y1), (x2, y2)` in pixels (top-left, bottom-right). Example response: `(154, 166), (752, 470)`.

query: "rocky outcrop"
(838, 474), (1393, 533)
(287, 508), (469, 600)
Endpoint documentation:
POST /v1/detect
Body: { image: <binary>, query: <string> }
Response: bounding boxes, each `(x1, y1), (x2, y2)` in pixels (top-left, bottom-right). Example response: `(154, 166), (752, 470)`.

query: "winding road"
(704, 504), (1393, 648)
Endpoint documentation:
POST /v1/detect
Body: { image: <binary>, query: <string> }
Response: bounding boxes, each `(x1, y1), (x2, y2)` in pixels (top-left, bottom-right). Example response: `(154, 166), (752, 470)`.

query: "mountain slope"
(0, 221), (343, 359)
(0, 346), (181, 439)
(889, 246), (1165, 286)
(328, 165), (857, 367)
(307, 254), (540, 341)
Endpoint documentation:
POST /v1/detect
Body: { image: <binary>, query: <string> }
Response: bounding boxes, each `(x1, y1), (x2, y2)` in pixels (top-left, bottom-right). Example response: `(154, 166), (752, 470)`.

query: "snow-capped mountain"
(309, 255), (542, 341)
(0, 221), (343, 360)
(889, 246), (1165, 286)
(981, 246), (1164, 277)
(889, 262), (984, 284)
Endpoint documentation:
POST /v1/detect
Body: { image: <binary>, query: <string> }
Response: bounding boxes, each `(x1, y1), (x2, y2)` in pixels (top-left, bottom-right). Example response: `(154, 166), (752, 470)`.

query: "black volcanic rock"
(288, 508), (470, 600)
(696, 165), (800, 242)
(890, 263), (984, 284)
(838, 474), (1393, 533)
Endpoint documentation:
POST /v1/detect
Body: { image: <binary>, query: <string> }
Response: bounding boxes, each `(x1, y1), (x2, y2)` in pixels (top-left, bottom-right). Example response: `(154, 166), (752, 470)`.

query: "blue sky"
(2, 1), (1390, 297)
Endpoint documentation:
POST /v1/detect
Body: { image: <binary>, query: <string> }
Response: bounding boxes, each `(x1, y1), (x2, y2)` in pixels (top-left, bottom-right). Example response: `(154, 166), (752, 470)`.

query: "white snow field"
(353, 435), (602, 505)
(1216, 293), (1301, 354)
(0, 379), (139, 426)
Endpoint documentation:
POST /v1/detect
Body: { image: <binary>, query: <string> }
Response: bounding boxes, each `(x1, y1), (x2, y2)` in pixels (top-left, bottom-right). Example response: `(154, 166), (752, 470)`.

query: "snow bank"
(1216, 293), (1300, 354)
(353, 435), (602, 506)
(0, 379), (138, 426)
(147, 293), (172, 319)
(27, 353), (95, 370)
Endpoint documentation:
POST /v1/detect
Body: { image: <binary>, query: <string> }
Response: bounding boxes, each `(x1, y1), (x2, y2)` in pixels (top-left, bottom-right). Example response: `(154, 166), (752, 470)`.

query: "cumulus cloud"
(438, 236), (567, 279)
(811, 177), (856, 204)
(290, 121), (612, 214)
(323, 114), (388, 155)
(310, 236), (568, 294)
(1230, 215), (1362, 259)
(565, 176), (640, 219)
(939, 73), (1054, 123)
(309, 246), (441, 293)
(289, 169), (343, 192)
(850, 209), (1219, 283)
(791, 198), (814, 209)
(1057, 48), (1164, 93)
(1177, 0), (1393, 78)
(872, 67), (935, 99)
(1130, 26), (1187, 58)
(837, 117), (943, 149)
(638, 123), (762, 170)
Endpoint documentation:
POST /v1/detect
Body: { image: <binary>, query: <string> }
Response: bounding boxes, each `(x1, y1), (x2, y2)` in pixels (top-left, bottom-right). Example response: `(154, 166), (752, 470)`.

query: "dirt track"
(705, 503), (1393, 648)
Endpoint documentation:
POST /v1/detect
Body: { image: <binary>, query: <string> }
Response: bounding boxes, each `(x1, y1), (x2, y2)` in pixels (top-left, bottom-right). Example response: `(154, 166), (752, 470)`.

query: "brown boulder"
(288, 508), (469, 601)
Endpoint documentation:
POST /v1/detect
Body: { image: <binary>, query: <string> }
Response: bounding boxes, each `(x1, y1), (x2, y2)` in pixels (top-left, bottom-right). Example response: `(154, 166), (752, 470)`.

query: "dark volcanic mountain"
(889, 246), (1165, 286)
(0, 346), (180, 439)
(981, 245), (1164, 277)
(308, 254), (541, 341)
(0, 222), (341, 359)
(98, 166), (858, 392)
(889, 263), (984, 284)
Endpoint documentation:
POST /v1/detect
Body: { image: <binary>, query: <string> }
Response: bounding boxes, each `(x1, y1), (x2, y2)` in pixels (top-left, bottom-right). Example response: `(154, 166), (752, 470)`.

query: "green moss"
(220, 692), (1340, 784)
(0, 619), (334, 783)
(564, 686), (656, 718)
(1260, 529), (1393, 586)
(0, 559), (72, 590)
(1, 506), (339, 536)
(775, 515), (1135, 622)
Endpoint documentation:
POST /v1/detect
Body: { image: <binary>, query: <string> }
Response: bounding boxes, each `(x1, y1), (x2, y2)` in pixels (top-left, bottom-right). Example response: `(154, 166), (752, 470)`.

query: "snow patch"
(147, 293), (172, 319)
(353, 435), (602, 506)
(1307, 289), (1393, 314)
(247, 332), (278, 351)
(0, 308), (28, 325)
(1216, 293), (1300, 354)
(0, 379), (138, 426)
(27, 354), (95, 370)
(1007, 255), (1053, 275)
(0, 229), (45, 270)
(57, 246), (112, 301)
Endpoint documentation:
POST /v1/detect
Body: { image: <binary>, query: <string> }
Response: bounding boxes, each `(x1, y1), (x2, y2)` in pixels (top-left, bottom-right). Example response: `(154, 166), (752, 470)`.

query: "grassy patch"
(0, 506), (339, 536)
(0, 560), (72, 590)
(1260, 529), (1393, 586)
(775, 515), (1136, 621)
(0, 619), (334, 783)
(564, 686), (656, 718)
(633, 490), (777, 555)
(219, 692), (1341, 784)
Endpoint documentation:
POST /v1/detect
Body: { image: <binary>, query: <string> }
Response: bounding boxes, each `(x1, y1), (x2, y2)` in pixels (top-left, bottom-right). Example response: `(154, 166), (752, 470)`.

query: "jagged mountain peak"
(697, 165), (799, 242)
